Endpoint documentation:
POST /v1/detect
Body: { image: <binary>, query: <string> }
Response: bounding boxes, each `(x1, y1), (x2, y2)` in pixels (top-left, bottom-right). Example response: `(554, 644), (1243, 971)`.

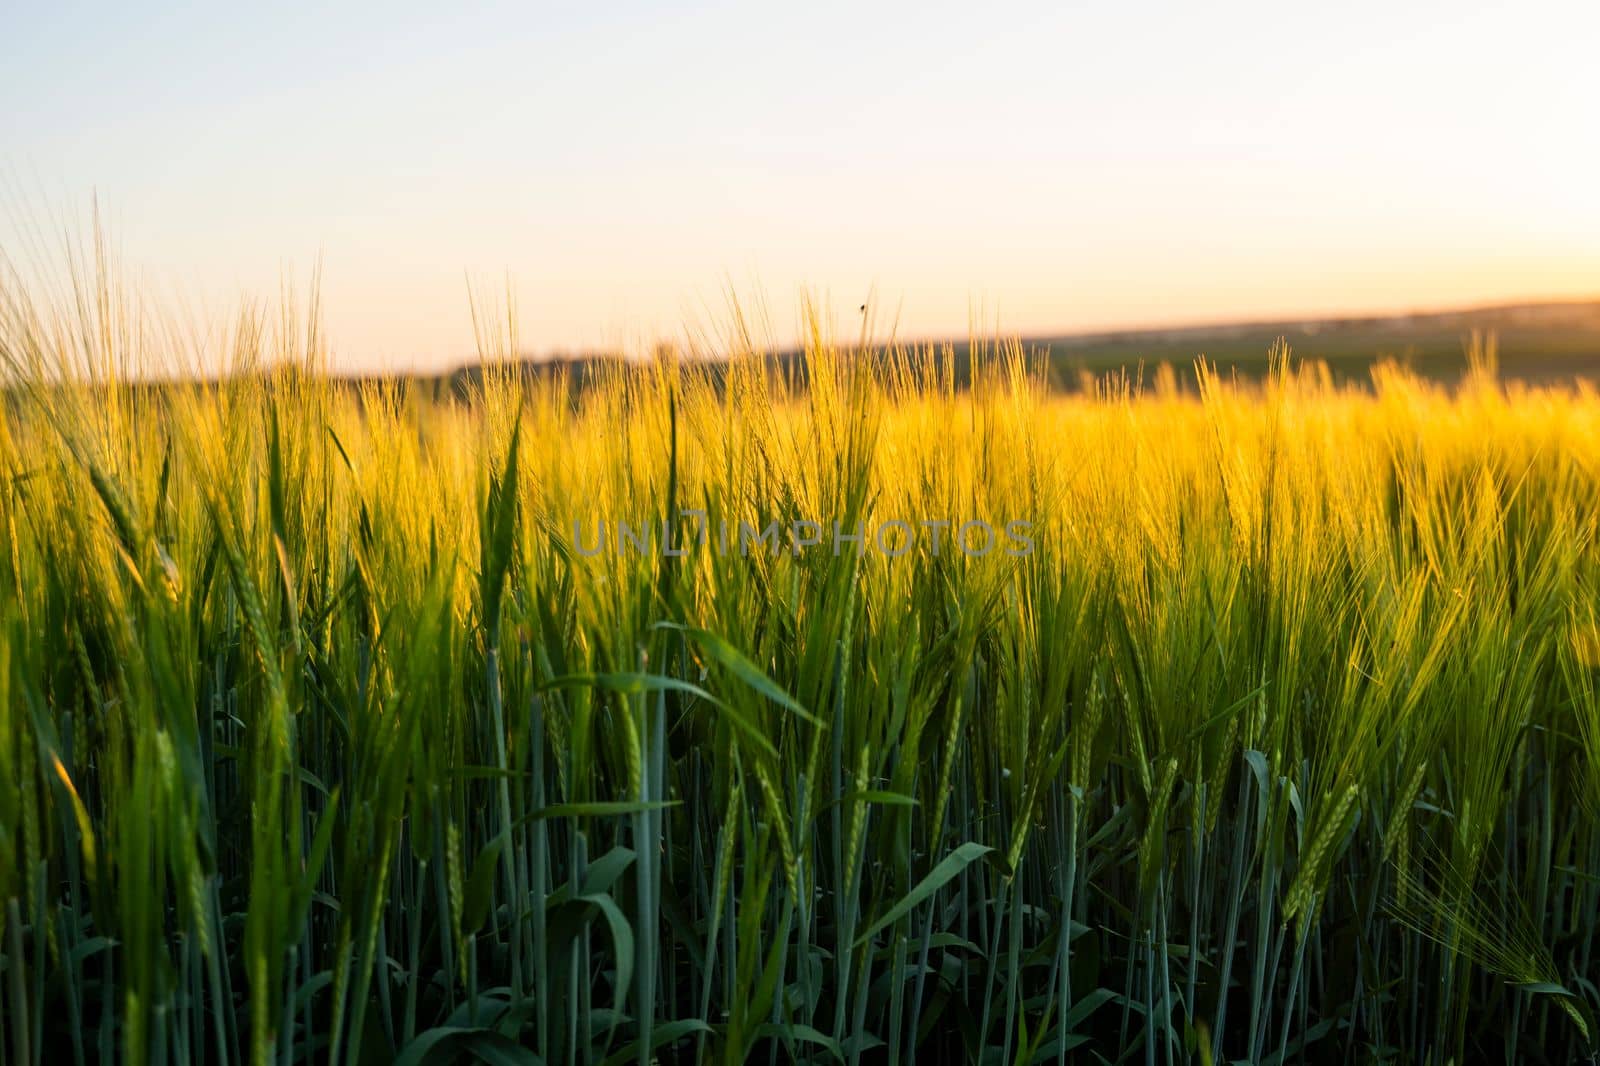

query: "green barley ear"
(83, 456), (143, 562)
(1205, 709), (1240, 832)
(1074, 673), (1105, 790)
(1284, 783), (1359, 925)
(842, 741), (871, 890)
(479, 416), (522, 644)
(1136, 757), (1179, 907)
(750, 753), (798, 898)
(1382, 760), (1428, 863)
(49, 754), (97, 897)
(708, 769), (743, 942)
(445, 820), (465, 982)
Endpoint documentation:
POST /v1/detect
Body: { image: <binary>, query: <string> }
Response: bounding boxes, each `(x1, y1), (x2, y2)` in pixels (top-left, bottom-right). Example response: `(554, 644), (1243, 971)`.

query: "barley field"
(2, 282), (1599, 1064)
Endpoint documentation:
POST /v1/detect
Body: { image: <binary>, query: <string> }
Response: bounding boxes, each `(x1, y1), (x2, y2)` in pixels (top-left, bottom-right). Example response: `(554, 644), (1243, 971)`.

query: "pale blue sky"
(5, 0), (1598, 371)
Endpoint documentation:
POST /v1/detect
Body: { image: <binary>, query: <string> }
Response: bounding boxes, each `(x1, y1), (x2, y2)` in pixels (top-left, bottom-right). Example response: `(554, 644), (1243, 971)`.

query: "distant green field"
(412, 300), (1600, 399)
(1035, 302), (1600, 388)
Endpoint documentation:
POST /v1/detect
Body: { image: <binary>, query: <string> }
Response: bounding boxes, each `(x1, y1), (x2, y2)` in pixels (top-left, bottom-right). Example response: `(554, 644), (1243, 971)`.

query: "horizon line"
(412, 291), (1600, 378)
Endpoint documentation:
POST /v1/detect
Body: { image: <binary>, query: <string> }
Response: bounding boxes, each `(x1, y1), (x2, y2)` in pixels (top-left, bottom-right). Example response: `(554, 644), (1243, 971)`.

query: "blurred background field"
(415, 299), (1600, 400)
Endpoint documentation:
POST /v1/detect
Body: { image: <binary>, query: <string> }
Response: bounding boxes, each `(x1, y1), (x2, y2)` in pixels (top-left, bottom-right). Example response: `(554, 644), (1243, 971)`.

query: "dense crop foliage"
(1, 282), (1599, 1063)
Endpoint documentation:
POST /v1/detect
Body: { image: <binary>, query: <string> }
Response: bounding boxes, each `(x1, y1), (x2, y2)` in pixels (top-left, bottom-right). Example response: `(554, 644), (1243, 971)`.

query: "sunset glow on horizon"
(7, 0), (1599, 372)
